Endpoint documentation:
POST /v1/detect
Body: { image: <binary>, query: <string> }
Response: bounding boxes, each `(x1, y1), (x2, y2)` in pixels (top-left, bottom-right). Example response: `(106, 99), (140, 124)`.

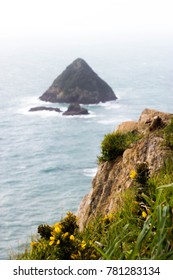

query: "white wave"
(97, 118), (117, 125)
(97, 100), (118, 107)
(21, 95), (41, 104)
(85, 100), (119, 109)
(83, 167), (97, 177)
(97, 116), (133, 125)
(104, 103), (122, 110)
(17, 95), (98, 118)
(59, 111), (96, 119)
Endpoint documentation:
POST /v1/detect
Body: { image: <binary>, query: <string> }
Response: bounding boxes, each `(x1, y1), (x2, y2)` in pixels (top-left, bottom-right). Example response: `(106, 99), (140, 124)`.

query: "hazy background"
(0, 0), (173, 49)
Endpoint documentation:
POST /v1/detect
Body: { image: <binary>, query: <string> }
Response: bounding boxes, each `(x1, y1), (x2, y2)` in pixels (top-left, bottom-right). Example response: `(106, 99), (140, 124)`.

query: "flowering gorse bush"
(29, 212), (100, 260)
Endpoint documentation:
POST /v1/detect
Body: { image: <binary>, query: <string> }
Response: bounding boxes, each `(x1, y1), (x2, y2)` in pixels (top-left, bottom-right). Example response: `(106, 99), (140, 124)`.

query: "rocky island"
(39, 58), (117, 104)
(63, 103), (89, 116)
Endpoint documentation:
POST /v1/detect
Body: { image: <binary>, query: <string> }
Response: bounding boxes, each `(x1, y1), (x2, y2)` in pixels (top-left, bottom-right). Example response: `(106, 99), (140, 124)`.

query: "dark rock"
(29, 106), (61, 112)
(39, 58), (117, 104)
(63, 103), (89, 116)
(149, 116), (163, 131)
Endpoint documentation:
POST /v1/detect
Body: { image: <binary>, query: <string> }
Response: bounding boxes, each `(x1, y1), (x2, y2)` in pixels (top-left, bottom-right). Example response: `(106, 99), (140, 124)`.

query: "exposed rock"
(149, 116), (163, 131)
(138, 108), (173, 125)
(29, 106), (61, 112)
(117, 108), (173, 135)
(116, 121), (138, 133)
(63, 103), (89, 116)
(77, 108), (173, 230)
(39, 58), (117, 104)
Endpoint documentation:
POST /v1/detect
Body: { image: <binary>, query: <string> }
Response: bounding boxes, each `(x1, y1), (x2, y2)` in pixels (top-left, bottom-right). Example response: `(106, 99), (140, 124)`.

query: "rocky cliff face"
(77, 108), (173, 229)
(40, 58), (117, 104)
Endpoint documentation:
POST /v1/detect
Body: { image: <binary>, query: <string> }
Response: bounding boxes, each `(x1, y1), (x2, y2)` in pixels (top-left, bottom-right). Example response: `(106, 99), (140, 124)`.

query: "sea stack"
(39, 58), (117, 104)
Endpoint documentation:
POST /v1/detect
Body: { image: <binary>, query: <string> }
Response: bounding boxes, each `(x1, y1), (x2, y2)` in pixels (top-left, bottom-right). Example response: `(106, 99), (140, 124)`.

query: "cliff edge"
(77, 108), (173, 229)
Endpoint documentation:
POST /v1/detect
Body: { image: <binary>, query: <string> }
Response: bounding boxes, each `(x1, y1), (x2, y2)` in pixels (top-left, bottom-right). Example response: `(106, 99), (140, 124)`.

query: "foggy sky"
(0, 0), (173, 45)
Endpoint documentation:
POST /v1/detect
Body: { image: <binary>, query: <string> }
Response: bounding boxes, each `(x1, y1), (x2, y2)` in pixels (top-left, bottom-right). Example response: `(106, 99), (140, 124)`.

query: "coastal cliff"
(18, 108), (173, 260)
(77, 108), (173, 229)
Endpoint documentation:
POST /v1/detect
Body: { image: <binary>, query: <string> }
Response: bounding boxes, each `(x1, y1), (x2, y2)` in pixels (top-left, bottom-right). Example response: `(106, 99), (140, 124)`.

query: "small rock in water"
(29, 106), (62, 112)
(63, 103), (89, 116)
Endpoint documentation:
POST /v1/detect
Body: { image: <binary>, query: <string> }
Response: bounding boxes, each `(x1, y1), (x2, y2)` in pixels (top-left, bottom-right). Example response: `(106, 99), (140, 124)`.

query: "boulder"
(63, 103), (89, 116)
(29, 106), (61, 112)
(39, 58), (117, 104)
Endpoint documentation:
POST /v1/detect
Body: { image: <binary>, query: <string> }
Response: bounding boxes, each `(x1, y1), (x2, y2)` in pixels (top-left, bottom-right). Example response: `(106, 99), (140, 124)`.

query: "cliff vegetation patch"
(98, 131), (141, 163)
(15, 159), (173, 260)
(164, 118), (173, 149)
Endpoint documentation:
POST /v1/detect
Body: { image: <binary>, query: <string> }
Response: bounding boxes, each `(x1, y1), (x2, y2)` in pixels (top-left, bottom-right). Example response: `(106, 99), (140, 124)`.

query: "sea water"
(0, 40), (173, 259)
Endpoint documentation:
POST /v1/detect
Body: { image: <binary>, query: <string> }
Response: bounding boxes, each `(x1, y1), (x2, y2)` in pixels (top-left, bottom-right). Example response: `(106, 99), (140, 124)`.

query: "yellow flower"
(130, 170), (137, 179)
(69, 235), (75, 241)
(103, 213), (113, 223)
(53, 222), (61, 227)
(54, 225), (61, 234)
(50, 236), (55, 241)
(142, 211), (147, 219)
(49, 240), (54, 246)
(30, 241), (37, 247)
(103, 215), (109, 222)
(108, 213), (113, 220)
(80, 240), (86, 249)
(62, 232), (69, 238)
(71, 253), (78, 260)
(56, 240), (60, 245)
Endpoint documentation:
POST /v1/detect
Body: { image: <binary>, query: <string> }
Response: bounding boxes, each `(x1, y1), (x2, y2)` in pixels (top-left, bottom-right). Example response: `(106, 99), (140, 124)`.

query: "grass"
(96, 159), (173, 260)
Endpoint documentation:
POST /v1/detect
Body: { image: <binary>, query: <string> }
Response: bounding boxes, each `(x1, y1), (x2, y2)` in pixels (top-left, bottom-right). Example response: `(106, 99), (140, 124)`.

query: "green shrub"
(98, 131), (140, 163)
(164, 119), (173, 148)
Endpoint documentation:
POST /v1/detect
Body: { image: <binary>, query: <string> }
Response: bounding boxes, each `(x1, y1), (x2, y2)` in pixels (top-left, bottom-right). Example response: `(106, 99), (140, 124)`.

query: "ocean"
(0, 40), (173, 259)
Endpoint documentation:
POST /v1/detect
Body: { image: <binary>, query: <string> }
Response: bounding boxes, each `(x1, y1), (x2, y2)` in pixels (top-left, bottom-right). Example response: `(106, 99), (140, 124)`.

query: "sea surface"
(0, 40), (173, 259)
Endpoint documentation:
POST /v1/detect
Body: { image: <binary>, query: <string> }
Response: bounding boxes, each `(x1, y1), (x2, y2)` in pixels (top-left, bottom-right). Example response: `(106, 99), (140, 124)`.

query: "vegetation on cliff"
(98, 131), (141, 163)
(15, 110), (173, 260)
(16, 159), (173, 260)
